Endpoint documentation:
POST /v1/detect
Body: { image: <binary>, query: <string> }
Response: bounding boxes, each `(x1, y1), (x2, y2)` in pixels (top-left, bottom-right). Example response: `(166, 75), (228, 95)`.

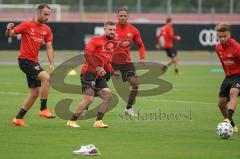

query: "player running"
(156, 17), (181, 75)
(6, 4), (55, 127)
(215, 23), (240, 133)
(67, 21), (118, 128)
(112, 7), (146, 117)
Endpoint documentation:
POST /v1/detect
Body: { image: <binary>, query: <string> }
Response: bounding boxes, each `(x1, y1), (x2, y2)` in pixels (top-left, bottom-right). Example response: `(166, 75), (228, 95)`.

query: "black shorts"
(164, 47), (177, 58)
(111, 62), (137, 82)
(18, 58), (44, 88)
(219, 74), (240, 98)
(81, 72), (109, 95)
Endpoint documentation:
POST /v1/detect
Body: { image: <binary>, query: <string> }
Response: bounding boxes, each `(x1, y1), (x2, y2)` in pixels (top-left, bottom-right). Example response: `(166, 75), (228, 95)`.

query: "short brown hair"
(37, 4), (51, 10)
(215, 23), (231, 32)
(104, 21), (116, 27)
(166, 17), (172, 23)
(117, 7), (128, 14)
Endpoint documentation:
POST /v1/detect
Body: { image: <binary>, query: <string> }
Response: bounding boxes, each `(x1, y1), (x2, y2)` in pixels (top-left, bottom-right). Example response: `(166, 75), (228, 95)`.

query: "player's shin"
(219, 105), (228, 119)
(97, 89), (112, 120)
(126, 85), (138, 109)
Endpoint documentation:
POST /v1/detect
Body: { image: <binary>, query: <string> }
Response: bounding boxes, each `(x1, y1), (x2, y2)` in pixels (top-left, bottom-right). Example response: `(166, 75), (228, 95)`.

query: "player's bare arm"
(5, 23), (15, 37)
(135, 32), (146, 66)
(46, 42), (54, 74)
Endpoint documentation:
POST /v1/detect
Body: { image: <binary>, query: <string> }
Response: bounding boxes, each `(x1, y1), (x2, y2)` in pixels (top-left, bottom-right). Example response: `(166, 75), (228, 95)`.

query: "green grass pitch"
(0, 51), (239, 159)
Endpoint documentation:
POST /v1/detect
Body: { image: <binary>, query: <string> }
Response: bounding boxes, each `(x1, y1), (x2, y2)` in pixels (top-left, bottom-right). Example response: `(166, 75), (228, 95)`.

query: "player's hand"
(95, 66), (106, 77)
(139, 59), (146, 67)
(176, 36), (181, 40)
(156, 44), (160, 49)
(6, 23), (14, 30)
(113, 71), (121, 79)
(49, 64), (55, 75)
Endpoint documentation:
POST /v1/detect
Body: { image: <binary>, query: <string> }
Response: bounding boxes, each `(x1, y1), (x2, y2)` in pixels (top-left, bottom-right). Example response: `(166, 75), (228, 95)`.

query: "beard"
(43, 18), (48, 23)
(38, 18), (48, 23)
(107, 34), (115, 39)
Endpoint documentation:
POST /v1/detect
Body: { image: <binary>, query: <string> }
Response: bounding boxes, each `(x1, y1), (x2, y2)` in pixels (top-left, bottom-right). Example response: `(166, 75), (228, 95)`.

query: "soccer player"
(6, 4), (55, 127)
(67, 21), (117, 128)
(215, 23), (240, 133)
(156, 17), (181, 75)
(112, 7), (146, 117)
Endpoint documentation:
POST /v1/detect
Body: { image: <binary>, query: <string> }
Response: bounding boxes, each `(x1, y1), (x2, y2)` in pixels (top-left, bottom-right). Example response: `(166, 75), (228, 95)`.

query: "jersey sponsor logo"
(119, 40), (132, 49)
(199, 29), (218, 46)
(127, 33), (133, 38)
(103, 39), (132, 52)
(31, 36), (44, 43)
(223, 60), (235, 65)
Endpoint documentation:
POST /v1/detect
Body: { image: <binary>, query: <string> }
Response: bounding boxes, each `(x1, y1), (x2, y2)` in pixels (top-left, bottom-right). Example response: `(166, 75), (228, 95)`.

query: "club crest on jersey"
(127, 33), (133, 38)
(42, 31), (47, 36)
(104, 41), (117, 51)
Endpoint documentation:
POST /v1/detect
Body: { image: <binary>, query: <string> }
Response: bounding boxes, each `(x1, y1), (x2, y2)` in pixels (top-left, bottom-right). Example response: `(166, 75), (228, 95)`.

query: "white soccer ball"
(216, 122), (233, 139)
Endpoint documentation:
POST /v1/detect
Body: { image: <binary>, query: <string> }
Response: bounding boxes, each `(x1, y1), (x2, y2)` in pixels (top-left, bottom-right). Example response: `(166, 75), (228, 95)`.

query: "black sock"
(96, 112), (104, 121)
(126, 99), (135, 109)
(126, 103), (132, 109)
(40, 99), (47, 110)
(227, 109), (235, 127)
(70, 113), (80, 121)
(230, 120), (235, 127)
(16, 108), (27, 119)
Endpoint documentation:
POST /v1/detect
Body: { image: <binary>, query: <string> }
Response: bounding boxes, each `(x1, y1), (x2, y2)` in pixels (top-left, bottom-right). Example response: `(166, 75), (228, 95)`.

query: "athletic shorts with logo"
(219, 74), (240, 99)
(164, 47), (177, 58)
(18, 58), (44, 88)
(81, 72), (111, 95)
(111, 62), (137, 82)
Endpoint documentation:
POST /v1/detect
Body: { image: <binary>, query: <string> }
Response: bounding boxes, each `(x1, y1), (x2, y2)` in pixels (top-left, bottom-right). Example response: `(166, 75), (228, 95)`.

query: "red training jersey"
(113, 23), (145, 64)
(81, 35), (116, 75)
(156, 23), (179, 48)
(13, 20), (53, 63)
(215, 39), (240, 75)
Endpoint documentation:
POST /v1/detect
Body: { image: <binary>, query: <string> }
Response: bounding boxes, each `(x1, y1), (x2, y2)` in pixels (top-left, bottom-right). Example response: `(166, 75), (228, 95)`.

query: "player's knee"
(131, 81), (139, 90)
(218, 100), (227, 108)
(130, 79), (139, 87)
(43, 76), (50, 83)
(42, 76), (50, 86)
(229, 89), (239, 98)
(103, 92), (112, 102)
